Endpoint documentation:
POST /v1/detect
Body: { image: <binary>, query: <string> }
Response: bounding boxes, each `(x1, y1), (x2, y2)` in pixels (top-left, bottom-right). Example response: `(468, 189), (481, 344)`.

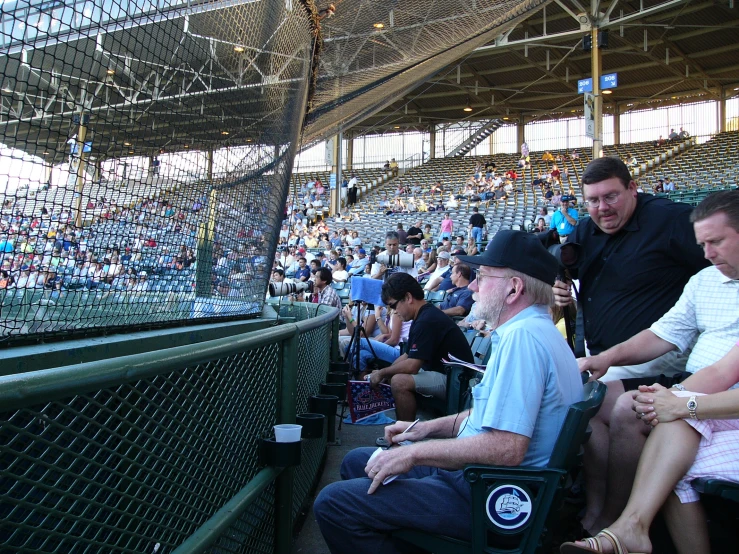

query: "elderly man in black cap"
(314, 230), (582, 554)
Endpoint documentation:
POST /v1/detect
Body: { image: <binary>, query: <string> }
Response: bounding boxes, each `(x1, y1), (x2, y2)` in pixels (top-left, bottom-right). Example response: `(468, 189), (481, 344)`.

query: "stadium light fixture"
(393, 126), (400, 129)
(106, 69), (115, 75)
(233, 46), (245, 53)
(463, 102), (473, 112)
(123, 142), (131, 146)
(221, 131), (229, 135)
(602, 89), (612, 95)
(373, 23), (384, 29)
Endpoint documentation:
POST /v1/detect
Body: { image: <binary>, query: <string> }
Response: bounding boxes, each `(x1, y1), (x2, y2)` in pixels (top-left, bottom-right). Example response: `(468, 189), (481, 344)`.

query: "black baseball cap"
(456, 230), (558, 286)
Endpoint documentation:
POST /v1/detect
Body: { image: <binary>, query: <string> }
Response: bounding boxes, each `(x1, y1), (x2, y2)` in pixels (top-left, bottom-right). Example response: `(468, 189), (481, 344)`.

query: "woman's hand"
(632, 384), (684, 426)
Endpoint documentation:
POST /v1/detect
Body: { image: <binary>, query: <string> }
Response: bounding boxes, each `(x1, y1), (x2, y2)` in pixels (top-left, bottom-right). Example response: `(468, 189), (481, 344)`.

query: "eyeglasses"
(583, 192), (621, 208)
(386, 299), (400, 310)
(476, 273), (510, 286)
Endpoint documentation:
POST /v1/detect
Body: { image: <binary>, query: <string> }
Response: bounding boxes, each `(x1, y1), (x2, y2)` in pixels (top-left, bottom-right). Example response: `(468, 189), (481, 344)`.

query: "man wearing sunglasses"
(367, 272), (473, 421)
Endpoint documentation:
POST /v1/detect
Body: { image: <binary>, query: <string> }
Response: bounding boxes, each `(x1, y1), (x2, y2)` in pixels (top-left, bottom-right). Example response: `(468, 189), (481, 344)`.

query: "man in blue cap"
(550, 194), (579, 242)
(314, 230), (582, 554)
(348, 247), (369, 276)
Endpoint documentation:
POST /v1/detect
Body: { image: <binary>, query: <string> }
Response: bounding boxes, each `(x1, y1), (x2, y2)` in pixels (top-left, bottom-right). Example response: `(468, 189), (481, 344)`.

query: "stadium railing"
(0, 303), (339, 554)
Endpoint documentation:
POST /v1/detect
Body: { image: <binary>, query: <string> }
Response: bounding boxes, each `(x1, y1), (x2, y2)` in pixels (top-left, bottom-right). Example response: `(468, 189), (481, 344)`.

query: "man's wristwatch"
(687, 395), (698, 420)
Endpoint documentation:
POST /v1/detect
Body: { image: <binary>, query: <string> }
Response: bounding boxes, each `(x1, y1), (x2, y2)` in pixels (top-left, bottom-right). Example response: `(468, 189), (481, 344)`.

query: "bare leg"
(581, 381), (623, 532)
(662, 492), (710, 554)
(391, 374), (417, 421)
(593, 389), (652, 530)
(571, 420), (701, 553)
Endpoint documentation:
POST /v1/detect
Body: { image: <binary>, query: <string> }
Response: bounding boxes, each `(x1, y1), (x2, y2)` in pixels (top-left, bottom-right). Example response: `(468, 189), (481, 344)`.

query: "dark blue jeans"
(314, 447), (472, 554)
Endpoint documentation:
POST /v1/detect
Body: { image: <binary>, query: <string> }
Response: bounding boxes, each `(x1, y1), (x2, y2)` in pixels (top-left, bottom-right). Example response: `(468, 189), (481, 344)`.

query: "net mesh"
(0, 0), (314, 341)
(302, 0), (547, 143)
(0, 343), (281, 553)
(0, 0), (551, 342)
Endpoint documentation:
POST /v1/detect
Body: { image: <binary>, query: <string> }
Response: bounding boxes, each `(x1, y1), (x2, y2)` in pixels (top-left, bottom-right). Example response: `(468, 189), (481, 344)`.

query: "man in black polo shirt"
(369, 273), (473, 420)
(468, 207), (486, 249)
(553, 157), (708, 380)
(552, 156), (708, 533)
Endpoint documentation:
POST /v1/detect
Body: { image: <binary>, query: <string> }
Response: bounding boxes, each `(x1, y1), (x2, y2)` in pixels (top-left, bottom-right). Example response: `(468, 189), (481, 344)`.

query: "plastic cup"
(274, 424), (302, 443)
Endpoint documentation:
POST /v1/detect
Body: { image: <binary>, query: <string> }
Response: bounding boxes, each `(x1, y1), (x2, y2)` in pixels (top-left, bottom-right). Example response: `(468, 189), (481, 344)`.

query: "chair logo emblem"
(486, 485), (532, 530)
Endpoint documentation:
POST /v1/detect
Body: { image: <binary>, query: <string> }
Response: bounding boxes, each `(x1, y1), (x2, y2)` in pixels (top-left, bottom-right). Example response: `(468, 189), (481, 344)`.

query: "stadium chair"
(692, 479), (739, 503)
(426, 290), (447, 306)
(336, 288), (351, 306)
(394, 380), (606, 554)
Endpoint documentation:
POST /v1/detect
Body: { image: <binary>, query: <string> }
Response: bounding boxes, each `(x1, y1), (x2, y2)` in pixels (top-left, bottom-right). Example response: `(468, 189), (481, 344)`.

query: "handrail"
(0, 306), (339, 412)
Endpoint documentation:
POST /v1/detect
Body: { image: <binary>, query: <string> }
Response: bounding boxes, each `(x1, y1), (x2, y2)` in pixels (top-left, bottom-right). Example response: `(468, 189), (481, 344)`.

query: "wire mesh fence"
(0, 0), (314, 342)
(0, 307), (338, 554)
(0, 344), (280, 553)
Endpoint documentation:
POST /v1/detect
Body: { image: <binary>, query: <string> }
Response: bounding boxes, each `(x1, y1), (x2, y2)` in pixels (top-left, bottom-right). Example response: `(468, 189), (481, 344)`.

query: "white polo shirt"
(650, 265), (739, 373)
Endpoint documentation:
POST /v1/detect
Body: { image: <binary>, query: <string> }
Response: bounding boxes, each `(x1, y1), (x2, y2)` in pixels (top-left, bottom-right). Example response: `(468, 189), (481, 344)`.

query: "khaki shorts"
(412, 369), (447, 399)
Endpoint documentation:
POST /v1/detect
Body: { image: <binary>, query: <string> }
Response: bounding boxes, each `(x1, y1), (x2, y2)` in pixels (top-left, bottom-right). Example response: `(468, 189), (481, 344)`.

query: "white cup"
(274, 424), (302, 443)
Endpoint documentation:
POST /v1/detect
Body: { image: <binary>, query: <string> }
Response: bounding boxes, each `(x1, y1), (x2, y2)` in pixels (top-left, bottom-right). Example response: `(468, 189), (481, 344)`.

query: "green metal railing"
(0, 305), (338, 554)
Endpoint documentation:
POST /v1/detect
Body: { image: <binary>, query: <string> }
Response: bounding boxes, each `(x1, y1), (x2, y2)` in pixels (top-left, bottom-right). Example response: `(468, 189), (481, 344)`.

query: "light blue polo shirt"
(457, 305), (582, 467)
(550, 208), (579, 237)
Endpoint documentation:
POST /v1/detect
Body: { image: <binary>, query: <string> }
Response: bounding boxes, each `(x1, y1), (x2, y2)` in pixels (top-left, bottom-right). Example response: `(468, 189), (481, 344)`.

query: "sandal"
(560, 528), (647, 554)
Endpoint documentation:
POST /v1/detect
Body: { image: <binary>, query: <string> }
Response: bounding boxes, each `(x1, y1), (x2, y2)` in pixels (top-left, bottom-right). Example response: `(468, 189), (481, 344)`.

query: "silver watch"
(687, 395), (698, 420)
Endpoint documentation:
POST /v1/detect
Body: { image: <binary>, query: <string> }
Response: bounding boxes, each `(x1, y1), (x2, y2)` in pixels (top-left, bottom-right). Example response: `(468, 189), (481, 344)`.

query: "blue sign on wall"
(600, 73), (618, 89)
(578, 78), (593, 94)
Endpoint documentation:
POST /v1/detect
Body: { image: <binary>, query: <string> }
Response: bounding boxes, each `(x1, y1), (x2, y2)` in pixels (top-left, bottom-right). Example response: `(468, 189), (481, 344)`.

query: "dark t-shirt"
(407, 303), (474, 373)
(407, 226), (423, 245)
(469, 213), (486, 228)
(569, 194), (709, 354)
(397, 229), (408, 245)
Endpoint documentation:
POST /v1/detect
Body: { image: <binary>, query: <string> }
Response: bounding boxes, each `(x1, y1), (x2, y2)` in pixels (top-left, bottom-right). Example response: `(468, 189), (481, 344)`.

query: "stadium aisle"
(291, 419), (383, 553)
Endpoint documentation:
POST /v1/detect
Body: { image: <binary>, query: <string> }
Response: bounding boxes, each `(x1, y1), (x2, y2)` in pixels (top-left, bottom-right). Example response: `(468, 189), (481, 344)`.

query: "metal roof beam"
(0, 0), (261, 56)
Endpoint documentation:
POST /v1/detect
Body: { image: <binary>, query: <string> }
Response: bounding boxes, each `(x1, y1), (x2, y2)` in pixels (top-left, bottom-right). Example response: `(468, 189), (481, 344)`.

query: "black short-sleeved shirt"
(469, 213), (486, 228)
(407, 226), (423, 245)
(569, 194), (709, 354)
(407, 303), (474, 373)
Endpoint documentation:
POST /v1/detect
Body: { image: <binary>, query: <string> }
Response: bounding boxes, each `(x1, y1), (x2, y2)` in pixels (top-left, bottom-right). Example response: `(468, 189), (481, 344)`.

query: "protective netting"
(303, 0), (547, 143)
(0, 0), (314, 341)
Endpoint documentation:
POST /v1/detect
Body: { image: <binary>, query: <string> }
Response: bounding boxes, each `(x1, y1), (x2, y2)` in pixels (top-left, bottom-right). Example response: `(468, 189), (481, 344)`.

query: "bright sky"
(0, 144), (47, 193)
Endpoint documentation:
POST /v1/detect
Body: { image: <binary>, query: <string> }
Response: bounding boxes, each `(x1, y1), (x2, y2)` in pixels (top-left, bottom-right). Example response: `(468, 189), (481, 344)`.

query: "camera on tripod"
(269, 280), (314, 297)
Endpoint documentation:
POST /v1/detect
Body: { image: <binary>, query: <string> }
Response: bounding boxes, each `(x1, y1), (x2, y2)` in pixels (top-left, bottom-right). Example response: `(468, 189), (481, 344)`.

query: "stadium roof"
(0, 0), (737, 163)
(344, 0), (739, 134)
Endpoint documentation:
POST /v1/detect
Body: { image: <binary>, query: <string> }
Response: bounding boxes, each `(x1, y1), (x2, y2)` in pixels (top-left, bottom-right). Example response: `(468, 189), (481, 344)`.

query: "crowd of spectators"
(0, 184), (273, 311)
